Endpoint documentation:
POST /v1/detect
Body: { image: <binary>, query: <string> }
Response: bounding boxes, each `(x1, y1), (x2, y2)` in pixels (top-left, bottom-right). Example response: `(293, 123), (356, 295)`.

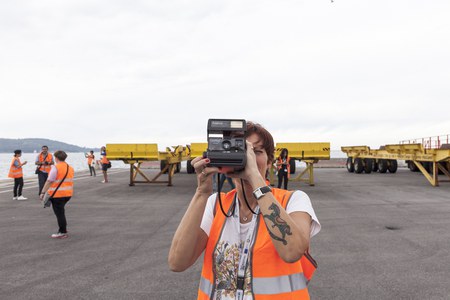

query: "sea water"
(0, 152), (127, 180)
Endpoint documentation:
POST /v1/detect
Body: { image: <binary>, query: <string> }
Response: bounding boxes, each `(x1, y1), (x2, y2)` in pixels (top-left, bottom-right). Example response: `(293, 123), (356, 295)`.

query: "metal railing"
(400, 134), (450, 149)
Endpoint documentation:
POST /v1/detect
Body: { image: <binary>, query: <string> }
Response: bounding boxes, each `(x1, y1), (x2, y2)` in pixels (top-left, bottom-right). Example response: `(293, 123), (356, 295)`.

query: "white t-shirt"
(200, 190), (321, 239)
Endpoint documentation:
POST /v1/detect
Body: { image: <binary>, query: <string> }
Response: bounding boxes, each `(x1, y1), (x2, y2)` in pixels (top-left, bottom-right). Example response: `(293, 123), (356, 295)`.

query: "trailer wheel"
(378, 159), (388, 173)
(289, 158), (296, 174)
(388, 160), (398, 173)
(408, 161), (419, 172)
(187, 160), (195, 174)
(372, 161), (379, 172)
(160, 160), (168, 174)
(422, 162), (432, 173)
(346, 157), (354, 173)
(354, 158), (364, 174)
(364, 159), (373, 174)
(176, 162), (181, 173)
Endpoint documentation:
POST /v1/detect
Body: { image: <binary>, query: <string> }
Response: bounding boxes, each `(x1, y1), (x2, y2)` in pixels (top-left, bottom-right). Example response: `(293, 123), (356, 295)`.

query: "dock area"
(1, 168), (449, 299)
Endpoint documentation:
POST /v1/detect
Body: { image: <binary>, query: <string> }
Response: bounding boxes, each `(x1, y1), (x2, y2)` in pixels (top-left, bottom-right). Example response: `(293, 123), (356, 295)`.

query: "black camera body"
(204, 119), (247, 171)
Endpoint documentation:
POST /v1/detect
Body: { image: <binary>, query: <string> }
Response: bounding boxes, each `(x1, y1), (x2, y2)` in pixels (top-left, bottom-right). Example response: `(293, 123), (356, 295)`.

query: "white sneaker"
(51, 232), (68, 239)
(17, 196), (28, 201)
(13, 197), (17, 200)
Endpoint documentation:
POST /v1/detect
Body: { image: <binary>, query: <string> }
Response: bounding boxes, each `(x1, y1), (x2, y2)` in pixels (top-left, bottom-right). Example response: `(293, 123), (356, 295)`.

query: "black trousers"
(38, 172), (49, 195)
(50, 197), (71, 233)
(13, 177), (24, 197)
(88, 165), (96, 176)
(277, 169), (289, 190)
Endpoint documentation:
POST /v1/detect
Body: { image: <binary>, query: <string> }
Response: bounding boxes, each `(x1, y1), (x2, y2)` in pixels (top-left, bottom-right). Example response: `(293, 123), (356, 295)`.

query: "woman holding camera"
(169, 122), (320, 300)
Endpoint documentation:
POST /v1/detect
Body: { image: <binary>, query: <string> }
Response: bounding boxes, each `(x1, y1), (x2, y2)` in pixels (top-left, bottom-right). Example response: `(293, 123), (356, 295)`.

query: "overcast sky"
(1, 0), (449, 150)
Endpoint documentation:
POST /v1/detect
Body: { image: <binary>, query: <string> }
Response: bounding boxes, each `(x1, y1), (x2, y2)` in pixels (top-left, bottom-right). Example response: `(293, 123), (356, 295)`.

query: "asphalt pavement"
(0, 167), (449, 299)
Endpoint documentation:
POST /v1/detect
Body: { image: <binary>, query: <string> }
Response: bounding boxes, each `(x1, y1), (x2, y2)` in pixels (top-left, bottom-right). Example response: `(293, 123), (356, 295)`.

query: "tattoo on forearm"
(263, 203), (292, 245)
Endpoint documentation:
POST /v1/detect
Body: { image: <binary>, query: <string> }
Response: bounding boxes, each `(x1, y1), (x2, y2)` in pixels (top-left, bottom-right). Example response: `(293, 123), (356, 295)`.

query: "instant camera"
(205, 119), (247, 171)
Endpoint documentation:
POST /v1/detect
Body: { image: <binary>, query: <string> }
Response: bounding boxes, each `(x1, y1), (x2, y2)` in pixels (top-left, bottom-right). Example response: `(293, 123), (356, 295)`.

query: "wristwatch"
(253, 186), (272, 200)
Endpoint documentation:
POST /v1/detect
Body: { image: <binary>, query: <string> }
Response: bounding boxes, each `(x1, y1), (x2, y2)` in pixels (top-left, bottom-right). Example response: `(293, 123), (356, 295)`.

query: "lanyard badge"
(235, 204), (260, 300)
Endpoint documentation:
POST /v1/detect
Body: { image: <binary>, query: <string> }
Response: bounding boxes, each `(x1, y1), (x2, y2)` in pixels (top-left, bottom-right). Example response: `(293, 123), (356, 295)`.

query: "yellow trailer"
(185, 143), (208, 174)
(106, 143), (187, 186)
(341, 143), (450, 187)
(271, 142), (330, 186)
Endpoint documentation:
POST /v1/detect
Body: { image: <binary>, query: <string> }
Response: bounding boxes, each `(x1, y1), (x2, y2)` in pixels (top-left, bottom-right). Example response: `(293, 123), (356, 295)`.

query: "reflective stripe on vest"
(38, 153), (53, 173)
(198, 189), (309, 300)
(199, 276), (213, 296)
(253, 272), (307, 295)
(8, 158), (23, 178)
(48, 163), (74, 198)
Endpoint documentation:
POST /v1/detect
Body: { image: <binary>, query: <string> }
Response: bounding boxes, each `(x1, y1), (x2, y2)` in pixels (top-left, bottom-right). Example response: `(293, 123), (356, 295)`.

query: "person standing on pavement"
(100, 146), (110, 183)
(276, 148), (291, 190)
(8, 149), (28, 201)
(39, 150), (74, 239)
(85, 150), (96, 176)
(35, 145), (54, 195)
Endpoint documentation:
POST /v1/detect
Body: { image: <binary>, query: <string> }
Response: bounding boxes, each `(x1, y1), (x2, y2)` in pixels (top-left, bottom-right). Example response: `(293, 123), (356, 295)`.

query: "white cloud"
(1, 0), (449, 150)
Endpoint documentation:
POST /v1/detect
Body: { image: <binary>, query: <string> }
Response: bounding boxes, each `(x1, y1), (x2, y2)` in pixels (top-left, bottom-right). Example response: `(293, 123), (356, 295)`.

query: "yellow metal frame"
(106, 143), (187, 186)
(341, 143), (450, 187)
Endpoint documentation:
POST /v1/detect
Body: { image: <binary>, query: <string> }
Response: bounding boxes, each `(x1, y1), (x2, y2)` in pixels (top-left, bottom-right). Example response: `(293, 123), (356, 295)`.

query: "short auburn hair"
(245, 121), (275, 164)
(54, 151), (68, 161)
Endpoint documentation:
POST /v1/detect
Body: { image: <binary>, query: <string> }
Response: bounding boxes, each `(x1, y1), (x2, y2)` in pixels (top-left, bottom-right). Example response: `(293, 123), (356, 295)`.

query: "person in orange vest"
(276, 148), (290, 190)
(8, 149), (28, 200)
(85, 150), (96, 176)
(100, 146), (110, 183)
(35, 145), (54, 195)
(169, 122), (321, 300)
(39, 150), (74, 239)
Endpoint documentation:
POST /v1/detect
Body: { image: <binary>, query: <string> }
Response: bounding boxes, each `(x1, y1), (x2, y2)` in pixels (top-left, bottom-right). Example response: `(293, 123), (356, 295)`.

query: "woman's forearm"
(168, 191), (209, 271)
(257, 193), (310, 263)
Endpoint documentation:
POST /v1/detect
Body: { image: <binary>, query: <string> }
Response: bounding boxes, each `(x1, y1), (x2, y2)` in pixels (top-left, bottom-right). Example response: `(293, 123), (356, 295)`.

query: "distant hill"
(0, 138), (99, 153)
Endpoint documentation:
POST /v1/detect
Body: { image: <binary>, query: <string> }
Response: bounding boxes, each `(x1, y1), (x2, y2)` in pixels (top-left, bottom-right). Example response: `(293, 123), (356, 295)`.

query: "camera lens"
(222, 140), (231, 150)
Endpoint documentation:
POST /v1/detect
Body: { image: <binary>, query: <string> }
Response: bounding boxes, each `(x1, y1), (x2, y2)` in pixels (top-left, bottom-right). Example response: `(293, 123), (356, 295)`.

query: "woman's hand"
(191, 156), (219, 195)
(227, 140), (265, 187)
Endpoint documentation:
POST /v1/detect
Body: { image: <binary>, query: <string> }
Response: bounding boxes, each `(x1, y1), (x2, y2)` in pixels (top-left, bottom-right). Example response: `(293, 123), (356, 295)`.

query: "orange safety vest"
(38, 153), (53, 173)
(101, 155), (109, 164)
(48, 162), (74, 198)
(276, 156), (291, 178)
(8, 157), (23, 178)
(198, 189), (314, 300)
(87, 154), (94, 165)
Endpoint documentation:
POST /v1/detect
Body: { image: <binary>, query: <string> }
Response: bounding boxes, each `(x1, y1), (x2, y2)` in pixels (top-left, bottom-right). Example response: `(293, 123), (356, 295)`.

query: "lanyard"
(235, 201), (260, 300)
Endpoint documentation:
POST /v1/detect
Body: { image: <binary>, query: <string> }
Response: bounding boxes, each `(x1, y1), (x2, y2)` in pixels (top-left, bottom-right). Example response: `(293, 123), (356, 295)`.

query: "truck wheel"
(354, 158), (364, 174)
(364, 159), (373, 174)
(422, 162), (432, 173)
(346, 158), (354, 173)
(176, 162), (181, 173)
(289, 158), (296, 174)
(160, 160), (168, 174)
(372, 161), (379, 172)
(388, 160), (398, 173)
(187, 160), (194, 174)
(408, 161), (419, 172)
(378, 159), (388, 173)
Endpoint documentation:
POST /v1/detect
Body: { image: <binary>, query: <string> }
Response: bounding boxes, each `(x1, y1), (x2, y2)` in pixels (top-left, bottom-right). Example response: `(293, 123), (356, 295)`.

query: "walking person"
(100, 146), (110, 183)
(85, 150), (96, 176)
(169, 122), (321, 299)
(35, 145), (54, 195)
(276, 148), (291, 190)
(8, 150), (28, 200)
(39, 151), (74, 239)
